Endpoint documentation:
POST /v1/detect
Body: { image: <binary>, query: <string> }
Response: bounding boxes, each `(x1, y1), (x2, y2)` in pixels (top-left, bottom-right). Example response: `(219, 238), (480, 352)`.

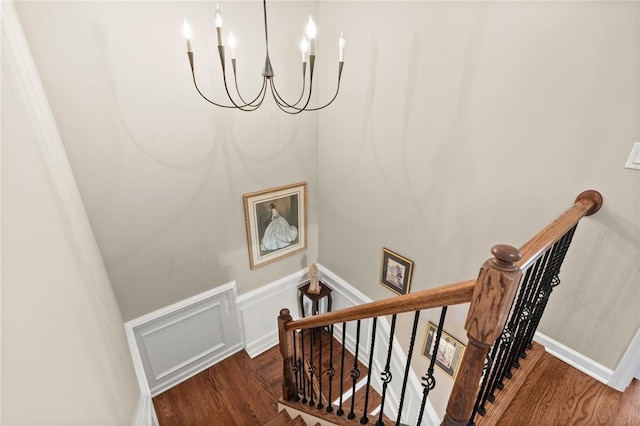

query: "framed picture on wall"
(243, 182), (308, 269)
(380, 248), (413, 295)
(422, 321), (466, 379)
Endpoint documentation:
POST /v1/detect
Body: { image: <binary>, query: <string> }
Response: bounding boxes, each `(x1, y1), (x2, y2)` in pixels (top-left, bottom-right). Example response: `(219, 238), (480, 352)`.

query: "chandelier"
(183, 1), (345, 114)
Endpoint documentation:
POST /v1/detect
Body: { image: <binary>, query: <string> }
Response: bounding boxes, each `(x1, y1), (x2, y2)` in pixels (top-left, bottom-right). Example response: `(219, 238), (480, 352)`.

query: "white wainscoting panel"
(237, 269), (307, 357)
(125, 282), (243, 396)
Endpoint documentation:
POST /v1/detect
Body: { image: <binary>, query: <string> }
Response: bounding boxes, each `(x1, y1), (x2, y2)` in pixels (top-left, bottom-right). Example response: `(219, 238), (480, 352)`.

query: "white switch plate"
(625, 142), (640, 170)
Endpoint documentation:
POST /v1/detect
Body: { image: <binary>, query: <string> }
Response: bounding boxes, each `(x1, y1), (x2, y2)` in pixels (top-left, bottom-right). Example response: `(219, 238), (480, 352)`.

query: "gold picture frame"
(243, 182), (308, 269)
(380, 248), (414, 295)
(422, 321), (466, 379)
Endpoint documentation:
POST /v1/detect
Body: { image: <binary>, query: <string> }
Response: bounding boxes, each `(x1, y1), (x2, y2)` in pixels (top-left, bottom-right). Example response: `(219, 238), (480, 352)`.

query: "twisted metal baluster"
(522, 226), (577, 351)
(327, 324), (335, 413)
(292, 330), (300, 401)
(300, 329), (307, 404)
(376, 314), (397, 426)
(337, 322), (347, 416)
(360, 318), (378, 424)
(318, 327), (324, 410)
(309, 329), (316, 407)
(468, 352), (494, 424)
(417, 307), (447, 425)
(396, 311), (420, 426)
(348, 320), (362, 420)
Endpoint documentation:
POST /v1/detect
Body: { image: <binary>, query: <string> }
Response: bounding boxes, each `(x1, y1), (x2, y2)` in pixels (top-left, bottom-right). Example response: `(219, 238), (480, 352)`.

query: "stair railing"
(277, 190), (602, 425)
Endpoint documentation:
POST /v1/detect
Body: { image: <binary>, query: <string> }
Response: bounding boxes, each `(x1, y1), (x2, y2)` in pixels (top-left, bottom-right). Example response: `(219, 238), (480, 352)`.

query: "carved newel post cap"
(279, 308), (290, 317)
(491, 244), (522, 269)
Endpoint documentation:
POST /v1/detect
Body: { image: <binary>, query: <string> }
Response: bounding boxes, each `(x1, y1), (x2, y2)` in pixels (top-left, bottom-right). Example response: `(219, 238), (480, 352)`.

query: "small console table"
(297, 281), (333, 318)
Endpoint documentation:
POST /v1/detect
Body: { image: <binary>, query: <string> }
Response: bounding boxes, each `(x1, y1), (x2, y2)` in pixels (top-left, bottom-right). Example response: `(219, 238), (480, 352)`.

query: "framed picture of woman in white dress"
(243, 182), (308, 269)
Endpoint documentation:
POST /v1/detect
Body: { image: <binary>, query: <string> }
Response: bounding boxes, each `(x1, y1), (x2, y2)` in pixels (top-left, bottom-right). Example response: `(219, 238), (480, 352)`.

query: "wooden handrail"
(277, 190), (603, 422)
(283, 279), (476, 332)
(517, 190), (602, 270)
(285, 190), (602, 334)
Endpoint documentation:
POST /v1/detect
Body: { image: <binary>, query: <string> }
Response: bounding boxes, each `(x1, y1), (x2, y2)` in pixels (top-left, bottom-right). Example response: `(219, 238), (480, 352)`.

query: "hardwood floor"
(153, 350), (278, 425)
(495, 354), (640, 426)
(153, 342), (640, 426)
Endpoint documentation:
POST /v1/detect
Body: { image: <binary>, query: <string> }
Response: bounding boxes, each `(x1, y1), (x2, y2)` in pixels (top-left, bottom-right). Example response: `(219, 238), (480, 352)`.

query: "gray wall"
(1, 27), (140, 425)
(15, 1), (320, 321)
(317, 2), (639, 415)
(10, 1), (639, 419)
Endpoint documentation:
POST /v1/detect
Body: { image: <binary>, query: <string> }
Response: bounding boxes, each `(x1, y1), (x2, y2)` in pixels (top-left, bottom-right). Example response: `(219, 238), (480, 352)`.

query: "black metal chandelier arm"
(298, 79), (341, 111)
(295, 63), (344, 111)
(231, 68), (268, 108)
(270, 73), (308, 109)
(270, 78), (314, 114)
(190, 69), (237, 109)
(221, 72), (266, 111)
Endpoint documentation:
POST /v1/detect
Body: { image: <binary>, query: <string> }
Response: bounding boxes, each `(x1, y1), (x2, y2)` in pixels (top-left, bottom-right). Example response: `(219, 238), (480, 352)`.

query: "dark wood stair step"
(285, 415), (307, 426)
(264, 409), (292, 426)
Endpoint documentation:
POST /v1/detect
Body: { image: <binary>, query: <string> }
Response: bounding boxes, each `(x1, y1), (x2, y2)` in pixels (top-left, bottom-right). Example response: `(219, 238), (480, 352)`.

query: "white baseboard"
(608, 327), (640, 391)
(534, 330), (640, 391)
(534, 331), (614, 386)
(133, 393), (156, 426)
(125, 282), (243, 396)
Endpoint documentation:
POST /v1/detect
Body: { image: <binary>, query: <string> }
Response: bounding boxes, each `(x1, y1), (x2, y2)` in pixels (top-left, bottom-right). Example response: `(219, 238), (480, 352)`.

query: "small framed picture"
(380, 248), (413, 295)
(422, 322), (466, 379)
(243, 182), (308, 269)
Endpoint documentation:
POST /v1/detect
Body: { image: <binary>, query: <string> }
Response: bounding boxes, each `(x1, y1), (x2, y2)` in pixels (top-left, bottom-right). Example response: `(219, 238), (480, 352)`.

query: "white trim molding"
(237, 269), (307, 357)
(608, 327), (640, 391)
(125, 282), (243, 397)
(534, 332), (616, 387)
(535, 329), (640, 391)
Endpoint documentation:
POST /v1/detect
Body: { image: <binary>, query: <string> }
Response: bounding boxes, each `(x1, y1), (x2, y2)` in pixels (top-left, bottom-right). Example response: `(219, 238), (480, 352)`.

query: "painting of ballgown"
(260, 208), (298, 251)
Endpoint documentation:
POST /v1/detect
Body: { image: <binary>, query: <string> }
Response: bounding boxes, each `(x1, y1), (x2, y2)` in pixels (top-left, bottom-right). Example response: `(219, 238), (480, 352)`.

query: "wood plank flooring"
(153, 349), (278, 425)
(496, 354), (640, 426)
(153, 340), (640, 426)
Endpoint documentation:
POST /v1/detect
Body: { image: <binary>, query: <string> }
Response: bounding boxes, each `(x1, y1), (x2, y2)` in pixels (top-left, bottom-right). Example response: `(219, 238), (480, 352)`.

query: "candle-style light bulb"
(306, 15), (316, 56)
(183, 19), (193, 53)
(299, 36), (308, 62)
(215, 5), (223, 46)
(338, 31), (345, 62)
(228, 32), (237, 59)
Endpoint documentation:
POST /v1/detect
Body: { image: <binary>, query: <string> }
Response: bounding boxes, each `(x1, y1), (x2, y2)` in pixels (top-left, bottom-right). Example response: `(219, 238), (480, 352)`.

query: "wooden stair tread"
(264, 409), (292, 426)
(286, 415), (307, 426)
(475, 341), (545, 425)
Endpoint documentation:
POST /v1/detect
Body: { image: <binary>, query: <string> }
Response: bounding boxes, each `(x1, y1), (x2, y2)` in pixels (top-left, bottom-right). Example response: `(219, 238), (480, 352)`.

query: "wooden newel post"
(442, 245), (523, 426)
(278, 308), (296, 401)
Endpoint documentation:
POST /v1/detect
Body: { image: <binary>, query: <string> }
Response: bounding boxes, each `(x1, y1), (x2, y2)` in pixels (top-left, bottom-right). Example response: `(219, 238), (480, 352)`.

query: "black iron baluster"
(468, 352), (494, 424)
(300, 329), (307, 404)
(376, 314), (397, 426)
(417, 307), (447, 426)
(360, 317), (377, 424)
(292, 330), (300, 401)
(490, 251), (549, 399)
(396, 311), (420, 426)
(348, 320), (362, 420)
(318, 327), (324, 410)
(521, 226), (577, 351)
(327, 324), (335, 413)
(337, 322), (347, 416)
(309, 329), (316, 407)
